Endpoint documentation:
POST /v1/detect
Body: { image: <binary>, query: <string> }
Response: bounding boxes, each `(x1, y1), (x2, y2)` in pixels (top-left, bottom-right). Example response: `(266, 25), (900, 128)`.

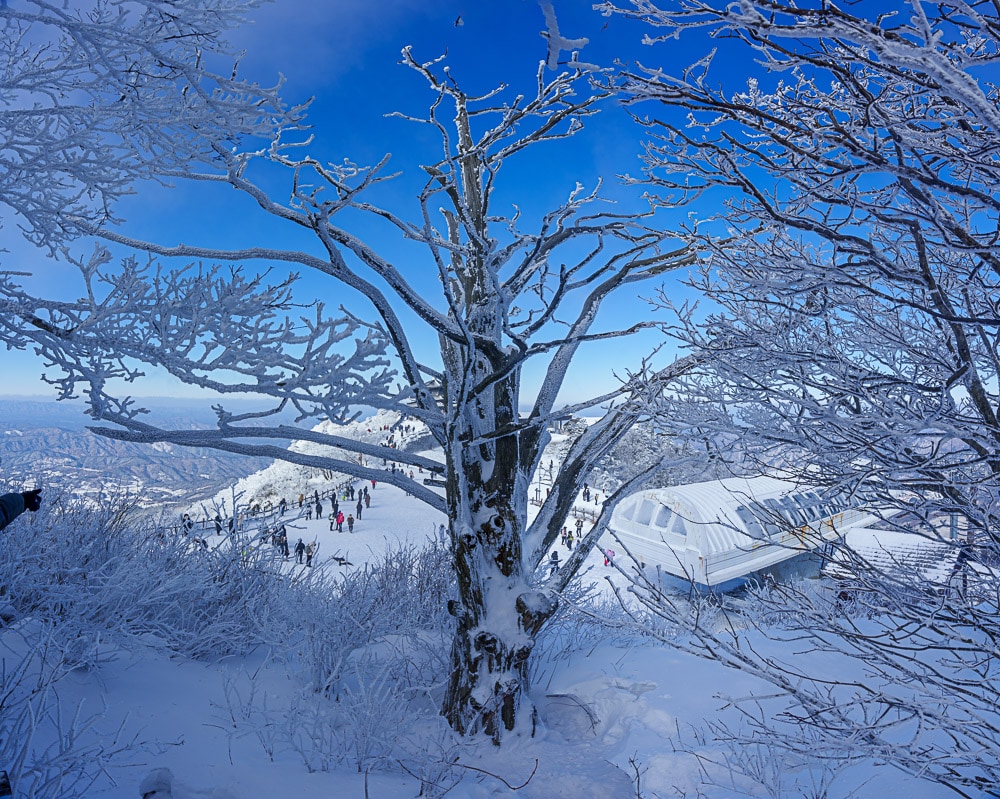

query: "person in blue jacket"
(0, 489), (42, 531)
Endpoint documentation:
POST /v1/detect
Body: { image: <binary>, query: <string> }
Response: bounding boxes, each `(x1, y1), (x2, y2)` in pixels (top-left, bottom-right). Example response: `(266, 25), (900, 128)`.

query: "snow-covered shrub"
(215, 541), (456, 777)
(0, 487), (287, 660)
(267, 541), (453, 696)
(0, 621), (132, 799)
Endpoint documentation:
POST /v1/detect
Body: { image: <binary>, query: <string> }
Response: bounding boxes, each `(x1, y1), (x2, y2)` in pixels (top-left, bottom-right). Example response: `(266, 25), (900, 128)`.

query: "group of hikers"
(173, 479), (382, 570)
(296, 484), (372, 533)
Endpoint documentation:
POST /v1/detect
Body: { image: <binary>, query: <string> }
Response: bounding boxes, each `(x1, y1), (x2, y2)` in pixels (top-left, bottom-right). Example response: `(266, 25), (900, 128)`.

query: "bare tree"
(2, 41), (694, 739)
(598, 0), (1000, 792)
(0, 0), (299, 251)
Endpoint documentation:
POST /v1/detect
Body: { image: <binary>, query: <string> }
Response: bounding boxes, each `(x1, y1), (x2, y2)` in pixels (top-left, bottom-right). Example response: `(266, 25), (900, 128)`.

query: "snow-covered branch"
(0, 0), (302, 251)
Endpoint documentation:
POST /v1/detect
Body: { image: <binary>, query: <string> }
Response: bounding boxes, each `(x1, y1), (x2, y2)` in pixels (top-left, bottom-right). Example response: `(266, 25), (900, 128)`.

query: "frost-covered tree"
(1, 42), (694, 739)
(599, 0), (1000, 792)
(0, 0), (298, 250)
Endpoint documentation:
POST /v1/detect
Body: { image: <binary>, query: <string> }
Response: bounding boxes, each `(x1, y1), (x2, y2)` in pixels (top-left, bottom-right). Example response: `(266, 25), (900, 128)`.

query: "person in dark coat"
(356, 498), (363, 520)
(0, 489), (42, 531)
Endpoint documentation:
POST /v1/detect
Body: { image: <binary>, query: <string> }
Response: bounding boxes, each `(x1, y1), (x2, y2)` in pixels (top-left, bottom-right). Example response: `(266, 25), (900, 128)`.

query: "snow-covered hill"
(0, 409), (958, 799)
(0, 397), (272, 507)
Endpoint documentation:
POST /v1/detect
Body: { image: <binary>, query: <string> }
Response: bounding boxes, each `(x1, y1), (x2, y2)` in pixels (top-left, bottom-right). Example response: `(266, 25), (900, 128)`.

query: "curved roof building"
(609, 475), (878, 592)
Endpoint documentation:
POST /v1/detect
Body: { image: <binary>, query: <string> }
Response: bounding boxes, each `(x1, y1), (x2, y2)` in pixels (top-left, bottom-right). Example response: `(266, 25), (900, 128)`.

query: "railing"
(173, 476), (357, 537)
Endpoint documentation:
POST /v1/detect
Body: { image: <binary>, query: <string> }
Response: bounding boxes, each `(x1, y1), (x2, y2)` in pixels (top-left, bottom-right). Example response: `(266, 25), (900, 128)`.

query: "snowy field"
(0, 413), (962, 799)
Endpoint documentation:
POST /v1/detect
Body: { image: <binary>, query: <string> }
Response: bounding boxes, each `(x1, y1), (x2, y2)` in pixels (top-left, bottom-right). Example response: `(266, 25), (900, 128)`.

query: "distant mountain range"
(0, 396), (281, 508)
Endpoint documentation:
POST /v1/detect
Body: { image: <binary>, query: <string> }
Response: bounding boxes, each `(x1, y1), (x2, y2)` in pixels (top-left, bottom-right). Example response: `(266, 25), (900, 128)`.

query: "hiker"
(294, 538), (306, 564)
(364, 492), (371, 509)
(356, 498), (363, 520)
(305, 541), (315, 567)
(0, 489), (42, 531)
(336, 510), (345, 532)
(549, 550), (560, 576)
(347, 513), (355, 533)
(214, 514), (223, 535)
(315, 499), (323, 519)
(182, 513), (195, 535)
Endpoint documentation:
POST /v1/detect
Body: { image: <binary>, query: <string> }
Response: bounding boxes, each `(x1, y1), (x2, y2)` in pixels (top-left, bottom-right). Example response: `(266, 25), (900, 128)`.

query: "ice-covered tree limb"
(600, 0), (1000, 791)
(7, 11), (692, 741)
(0, 0), (303, 251)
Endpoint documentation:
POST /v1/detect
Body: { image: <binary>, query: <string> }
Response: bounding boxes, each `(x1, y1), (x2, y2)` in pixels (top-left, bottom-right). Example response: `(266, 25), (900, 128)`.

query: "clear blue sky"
(2, 0), (715, 403)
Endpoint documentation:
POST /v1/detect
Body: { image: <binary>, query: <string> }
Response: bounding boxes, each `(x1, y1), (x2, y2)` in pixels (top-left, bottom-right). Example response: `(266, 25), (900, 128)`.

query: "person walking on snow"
(294, 538), (305, 564)
(0, 489), (42, 531)
(305, 542), (315, 567)
(356, 498), (363, 520)
(336, 511), (345, 533)
(347, 514), (355, 533)
(364, 492), (371, 509)
(315, 499), (323, 519)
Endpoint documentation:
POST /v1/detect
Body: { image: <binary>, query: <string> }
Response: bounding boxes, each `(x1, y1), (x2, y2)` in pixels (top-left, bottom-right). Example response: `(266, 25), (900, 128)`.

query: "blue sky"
(2, 0), (715, 403)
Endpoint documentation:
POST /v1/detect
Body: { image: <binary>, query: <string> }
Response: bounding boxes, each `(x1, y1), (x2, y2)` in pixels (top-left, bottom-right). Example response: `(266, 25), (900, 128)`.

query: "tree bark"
(440, 363), (557, 741)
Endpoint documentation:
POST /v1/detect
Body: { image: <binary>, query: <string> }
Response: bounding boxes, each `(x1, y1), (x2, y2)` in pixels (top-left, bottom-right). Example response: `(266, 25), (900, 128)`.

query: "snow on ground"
(241, 479), (448, 572)
(6, 412), (959, 799)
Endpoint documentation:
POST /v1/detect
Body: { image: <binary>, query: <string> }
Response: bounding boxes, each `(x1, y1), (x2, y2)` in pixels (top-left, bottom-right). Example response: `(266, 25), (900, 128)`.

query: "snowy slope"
(0, 411), (958, 799)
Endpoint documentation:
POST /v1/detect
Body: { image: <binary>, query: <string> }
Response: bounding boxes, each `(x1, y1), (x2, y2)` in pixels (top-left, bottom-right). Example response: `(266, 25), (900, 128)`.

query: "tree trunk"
(442, 507), (557, 741)
(439, 364), (557, 741)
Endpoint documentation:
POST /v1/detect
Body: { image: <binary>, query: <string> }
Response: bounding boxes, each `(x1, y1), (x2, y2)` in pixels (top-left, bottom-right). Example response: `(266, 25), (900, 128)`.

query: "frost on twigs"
(8, 7), (695, 738)
(604, 0), (1000, 792)
(0, 0), (303, 251)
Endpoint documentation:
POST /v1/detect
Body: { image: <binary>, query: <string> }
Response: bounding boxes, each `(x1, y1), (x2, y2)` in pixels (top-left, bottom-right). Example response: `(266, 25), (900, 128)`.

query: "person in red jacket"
(0, 489), (42, 531)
